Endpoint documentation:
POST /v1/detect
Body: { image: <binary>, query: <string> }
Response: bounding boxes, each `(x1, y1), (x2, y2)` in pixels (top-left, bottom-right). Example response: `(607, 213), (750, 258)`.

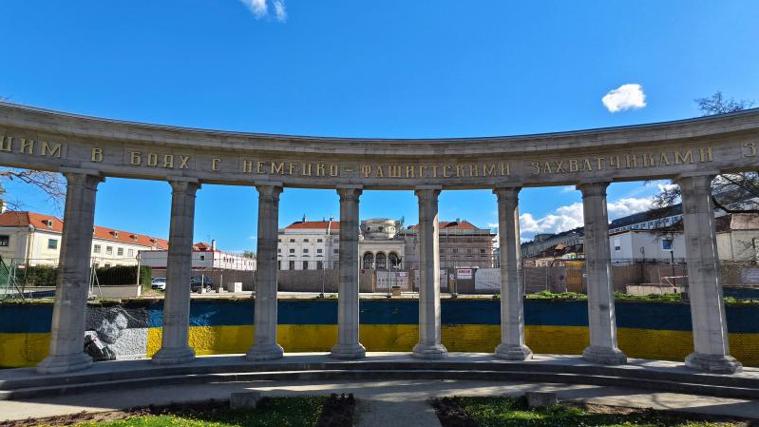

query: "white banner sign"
(474, 268), (500, 291)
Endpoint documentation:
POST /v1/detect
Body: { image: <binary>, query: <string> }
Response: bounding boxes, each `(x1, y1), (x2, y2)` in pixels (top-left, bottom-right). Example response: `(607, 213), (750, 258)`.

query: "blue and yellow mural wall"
(2, 299), (759, 368)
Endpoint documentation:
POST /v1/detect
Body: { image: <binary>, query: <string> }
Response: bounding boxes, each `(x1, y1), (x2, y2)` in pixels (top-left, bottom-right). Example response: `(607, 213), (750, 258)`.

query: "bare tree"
(0, 96), (66, 213)
(653, 92), (759, 212)
(0, 169), (66, 212)
(695, 91), (754, 115)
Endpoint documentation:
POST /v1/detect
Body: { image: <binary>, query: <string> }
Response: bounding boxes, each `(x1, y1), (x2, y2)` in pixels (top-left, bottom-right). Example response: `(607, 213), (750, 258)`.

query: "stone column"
(247, 184), (284, 361)
(152, 179), (200, 365)
(578, 182), (627, 365)
(677, 175), (742, 373)
(37, 171), (103, 374)
(330, 186), (366, 359)
(412, 187), (448, 359)
(493, 187), (532, 360)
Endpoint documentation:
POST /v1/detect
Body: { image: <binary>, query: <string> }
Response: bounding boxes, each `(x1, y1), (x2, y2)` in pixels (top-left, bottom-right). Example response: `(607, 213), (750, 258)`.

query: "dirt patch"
(0, 400), (224, 427)
(432, 397), (477, 427)
(1, 395), (357, 427)
(432, 396), (753, 427)
(316, 393), (355, 427)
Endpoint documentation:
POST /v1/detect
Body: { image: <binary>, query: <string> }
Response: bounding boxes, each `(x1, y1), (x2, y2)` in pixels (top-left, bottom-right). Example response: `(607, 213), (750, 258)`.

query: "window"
(303, 248), (309, 254)
(127, 249), (134, 257)
(117, 247), (124, 256)
(93, 244), (101, 253)
(661, 238), (674, 251)
(317, 239), (323, 243)
(480, 249), (486, 254)
(302, 261), (309, 270)
(278, 248), (282, 253)
(278, 238), (282, 242)
(613, 239), (621, 251)
(289, 261), (295, 270)
(278, 261), (281, 270)
(317, 261), (323, 270)
(304, 239), (309, 242)
(106, 246), (113, 255)
(48, 239), (58, 250)
(333, 249), (339, 254)
(0, 235), (9, 247)
(200, 255), (205, 260)
(289, 248), (295, 254)
(289, 238), (295, 243)
(317, 249), (323, 254)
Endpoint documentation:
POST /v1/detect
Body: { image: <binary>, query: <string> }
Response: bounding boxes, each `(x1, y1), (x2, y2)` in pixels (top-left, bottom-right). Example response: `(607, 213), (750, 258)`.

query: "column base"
(412, 343), (448, 360)
(246, 343), (284, 361)
(330, 343), (367, 360)
(685, 352), (743, 374)
(37, 352), (93, 374)
(151, 346), (196, 365)
(495, 343), (533, 361)
(582, 345), (627, 365)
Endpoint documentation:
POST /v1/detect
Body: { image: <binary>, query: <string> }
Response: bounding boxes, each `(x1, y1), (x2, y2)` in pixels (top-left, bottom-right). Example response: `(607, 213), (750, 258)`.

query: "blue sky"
(1, 1), (758, 251)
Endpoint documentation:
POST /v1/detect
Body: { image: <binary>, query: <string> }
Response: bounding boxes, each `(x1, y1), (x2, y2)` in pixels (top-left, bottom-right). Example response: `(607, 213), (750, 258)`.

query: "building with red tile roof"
(0, 211), (167, 267)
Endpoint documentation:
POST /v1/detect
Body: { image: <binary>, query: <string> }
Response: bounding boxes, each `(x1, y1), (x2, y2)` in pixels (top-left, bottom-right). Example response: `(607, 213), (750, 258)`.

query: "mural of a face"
(96, 309), (129, 344)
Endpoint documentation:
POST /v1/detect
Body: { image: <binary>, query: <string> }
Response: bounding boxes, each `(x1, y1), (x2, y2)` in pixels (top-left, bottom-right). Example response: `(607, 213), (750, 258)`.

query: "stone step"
(3, 368), (759, 401)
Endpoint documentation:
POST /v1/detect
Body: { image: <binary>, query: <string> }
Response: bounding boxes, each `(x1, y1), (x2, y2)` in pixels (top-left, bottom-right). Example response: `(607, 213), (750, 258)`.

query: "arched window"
(388, 252), (400, 269)
(362, 252), (374, 270)
(375, 252), (387, 270)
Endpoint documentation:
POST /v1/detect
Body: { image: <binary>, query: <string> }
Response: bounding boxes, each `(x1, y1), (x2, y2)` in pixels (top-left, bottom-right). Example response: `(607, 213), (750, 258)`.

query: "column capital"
(60, 167), (103, 177)
(61, 169), (104, 189)
(415, 186), (441, 200)
(674, 173), (715, 190)
(493, 187), (521, 202)
(337, 186), (362, 202)
(577, 181), (609, 198)
(168, 179), (200, 196)
(256, 183), (283, 201)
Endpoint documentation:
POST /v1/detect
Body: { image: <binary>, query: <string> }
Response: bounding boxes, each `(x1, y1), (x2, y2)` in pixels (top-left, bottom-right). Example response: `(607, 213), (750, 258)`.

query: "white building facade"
(0, 211), (168, 267)
(139, 241), (256, 273)
(277, 220), (340, 270)
(360, 218), (405, 270)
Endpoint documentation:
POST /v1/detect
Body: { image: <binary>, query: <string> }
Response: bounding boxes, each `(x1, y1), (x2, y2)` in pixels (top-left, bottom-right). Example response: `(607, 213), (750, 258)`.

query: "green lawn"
(434, 397), (745, 427)
(56, 397), (326, 427)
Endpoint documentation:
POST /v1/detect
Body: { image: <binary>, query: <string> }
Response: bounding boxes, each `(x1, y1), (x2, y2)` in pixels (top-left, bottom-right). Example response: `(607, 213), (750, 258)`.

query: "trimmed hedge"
(17, 265), (57, 287)
(95, 265), (152, 286)
(16, 265), (151, 287)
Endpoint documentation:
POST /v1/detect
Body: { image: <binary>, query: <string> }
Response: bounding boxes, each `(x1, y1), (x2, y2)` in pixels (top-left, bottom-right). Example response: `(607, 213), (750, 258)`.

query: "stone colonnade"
(37, 172), (742, 374)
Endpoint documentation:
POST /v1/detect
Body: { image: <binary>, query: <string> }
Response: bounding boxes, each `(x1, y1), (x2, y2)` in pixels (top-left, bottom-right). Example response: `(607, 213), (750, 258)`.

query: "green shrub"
(95, 265), (152, 286)
(17, 265), (58, 287)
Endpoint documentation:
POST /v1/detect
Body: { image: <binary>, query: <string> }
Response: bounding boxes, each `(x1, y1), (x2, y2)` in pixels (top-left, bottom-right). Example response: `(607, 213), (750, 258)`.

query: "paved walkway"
(1, 379), (759, 423)
(356, 400), (441, 427)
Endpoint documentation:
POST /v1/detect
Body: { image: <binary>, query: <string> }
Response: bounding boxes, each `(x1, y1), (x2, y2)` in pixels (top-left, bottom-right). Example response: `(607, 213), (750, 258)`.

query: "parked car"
(190, 275), (214, 293)
(151, 277), (167, 291)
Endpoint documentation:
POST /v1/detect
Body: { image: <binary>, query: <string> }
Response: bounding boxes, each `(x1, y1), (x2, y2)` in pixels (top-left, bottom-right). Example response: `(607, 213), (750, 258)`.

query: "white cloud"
(519, 197), (654, 240)
(657, 182), (678, 193)
(273, 0), (287, 22)
(602, 83), (646, 113)
(607, 197), (654, 218)
(240, 0), (267, 17)
(519, 202), (584, 240)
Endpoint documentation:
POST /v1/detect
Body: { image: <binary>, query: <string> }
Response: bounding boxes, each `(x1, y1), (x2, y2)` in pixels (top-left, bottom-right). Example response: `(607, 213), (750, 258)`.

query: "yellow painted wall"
(7, 326), (759, 368)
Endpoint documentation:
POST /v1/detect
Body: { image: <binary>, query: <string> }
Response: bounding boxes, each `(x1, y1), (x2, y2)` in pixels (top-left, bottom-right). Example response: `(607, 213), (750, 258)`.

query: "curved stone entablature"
(1, 102), (759, 189)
